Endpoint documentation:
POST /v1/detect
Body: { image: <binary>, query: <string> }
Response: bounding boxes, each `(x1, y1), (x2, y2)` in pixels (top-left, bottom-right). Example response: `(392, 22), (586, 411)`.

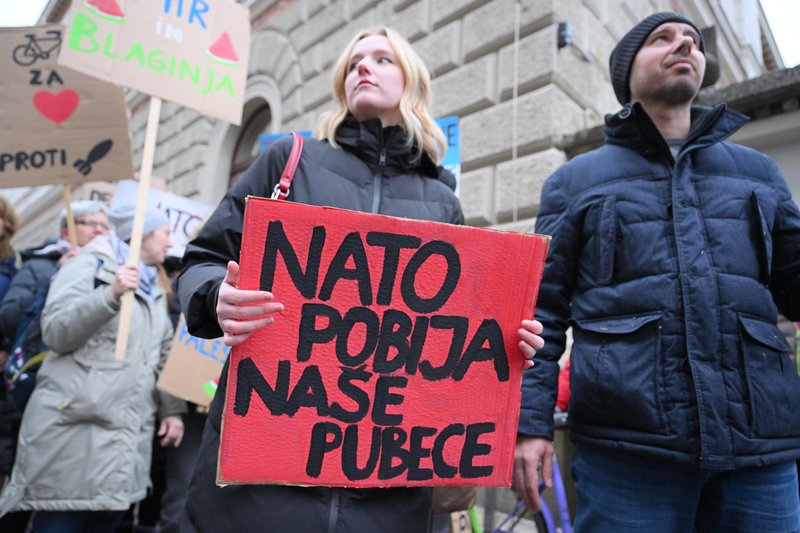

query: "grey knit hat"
(609, 11), (705, 105)
(59, 200), (107, 230)
(108, 204), (170, 242)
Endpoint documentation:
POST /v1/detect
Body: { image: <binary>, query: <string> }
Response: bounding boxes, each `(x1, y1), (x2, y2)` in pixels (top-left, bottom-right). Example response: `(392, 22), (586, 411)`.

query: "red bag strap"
(271, 132), (304, 200)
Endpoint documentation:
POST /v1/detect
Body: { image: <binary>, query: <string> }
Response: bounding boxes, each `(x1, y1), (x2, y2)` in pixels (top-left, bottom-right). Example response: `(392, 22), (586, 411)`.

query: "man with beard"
(515, 11), (800, 532)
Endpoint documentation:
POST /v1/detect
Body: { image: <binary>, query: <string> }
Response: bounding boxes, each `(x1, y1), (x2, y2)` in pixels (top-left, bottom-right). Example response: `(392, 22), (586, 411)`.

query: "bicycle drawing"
(12, 30), (62, 67)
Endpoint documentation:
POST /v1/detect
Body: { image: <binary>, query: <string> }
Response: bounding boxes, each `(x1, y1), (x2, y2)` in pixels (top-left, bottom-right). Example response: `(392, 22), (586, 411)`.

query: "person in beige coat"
(0, 205), (185, 532)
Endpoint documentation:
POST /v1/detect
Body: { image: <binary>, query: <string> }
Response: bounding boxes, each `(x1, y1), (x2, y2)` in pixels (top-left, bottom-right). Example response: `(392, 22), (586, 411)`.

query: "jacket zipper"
(326, 488), (342, 533)
(684, 104), (726, 147)
(371, 148), (386, 214)
(670, 105), (728, 167)
(329, 128), (384, 531)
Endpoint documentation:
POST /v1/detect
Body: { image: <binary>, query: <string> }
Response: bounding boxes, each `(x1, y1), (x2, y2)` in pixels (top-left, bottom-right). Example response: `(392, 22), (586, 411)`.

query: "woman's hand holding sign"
(110, 263), (140, 302)
(217, 261), (284, 346)
(518, 319), (544, 369)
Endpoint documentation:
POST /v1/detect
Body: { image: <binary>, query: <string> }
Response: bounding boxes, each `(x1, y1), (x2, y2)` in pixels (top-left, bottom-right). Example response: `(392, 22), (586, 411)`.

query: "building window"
(229, 100), (272, 187)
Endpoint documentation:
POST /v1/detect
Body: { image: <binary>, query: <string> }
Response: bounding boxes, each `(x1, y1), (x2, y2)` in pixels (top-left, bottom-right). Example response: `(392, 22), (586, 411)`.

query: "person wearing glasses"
(0, 204), (186, 531)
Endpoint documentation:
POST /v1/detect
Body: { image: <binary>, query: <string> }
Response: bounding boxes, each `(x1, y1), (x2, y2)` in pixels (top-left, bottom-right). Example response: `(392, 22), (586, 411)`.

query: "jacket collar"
(83, 236), (165, 303)
(334, 116), (441, 180)
(0, 255), (16, 274)
(604, 101), (748, 162)
(20, 237), (68, 262)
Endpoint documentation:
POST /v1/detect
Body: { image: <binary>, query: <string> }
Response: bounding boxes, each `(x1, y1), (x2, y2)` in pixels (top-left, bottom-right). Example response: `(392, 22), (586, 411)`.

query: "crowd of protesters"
(0, 9), (799, 533)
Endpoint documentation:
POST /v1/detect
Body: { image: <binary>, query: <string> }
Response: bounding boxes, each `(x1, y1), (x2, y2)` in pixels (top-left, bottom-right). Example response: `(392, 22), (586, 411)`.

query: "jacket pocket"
(739, 314), (800, 437)
(58, 358), (132, 428)
(569, 312), (668, 434)
(595, 196), (617, 285)
(750, 192), (772, 284)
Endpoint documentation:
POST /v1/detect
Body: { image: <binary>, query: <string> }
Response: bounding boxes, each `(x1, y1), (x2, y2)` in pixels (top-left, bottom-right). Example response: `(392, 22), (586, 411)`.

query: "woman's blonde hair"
(0, 195), (19, 259)
(156, 263), (174, 311)
(315, 27), (446, 165)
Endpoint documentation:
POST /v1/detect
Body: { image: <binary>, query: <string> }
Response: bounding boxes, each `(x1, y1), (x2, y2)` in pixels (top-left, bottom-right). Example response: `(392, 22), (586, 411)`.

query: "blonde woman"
(178, 27), (544, 532)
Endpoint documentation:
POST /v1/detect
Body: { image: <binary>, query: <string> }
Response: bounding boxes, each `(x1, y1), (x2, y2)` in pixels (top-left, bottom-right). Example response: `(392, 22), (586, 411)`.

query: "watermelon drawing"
(84, 0), (126, 22)
(203, 378), (219, 399)
(207, 32), (240, 67)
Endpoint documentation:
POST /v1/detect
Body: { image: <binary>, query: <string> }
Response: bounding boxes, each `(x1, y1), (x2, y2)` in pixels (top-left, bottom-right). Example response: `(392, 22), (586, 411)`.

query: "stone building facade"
(126, 0), (781, 232)
(8, 0), (783, 247)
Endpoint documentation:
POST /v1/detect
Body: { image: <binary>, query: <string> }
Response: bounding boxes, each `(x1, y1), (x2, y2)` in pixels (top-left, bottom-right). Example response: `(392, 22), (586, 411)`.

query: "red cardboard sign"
(219, 198), (550, 488)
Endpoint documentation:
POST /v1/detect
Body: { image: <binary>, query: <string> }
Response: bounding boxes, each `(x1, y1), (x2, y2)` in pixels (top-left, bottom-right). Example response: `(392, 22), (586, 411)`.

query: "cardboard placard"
(78, 175), (166, 204)
(111, 180), (214, 257)
(78, 179), (123, 205)
(0, 25), (133, 188)
(157, 316), (228, 407)
(219, 198), (550, 488)
(58, 0), (250, 125)
(450, 510), (473, 533)
(437, 116), (461, 196)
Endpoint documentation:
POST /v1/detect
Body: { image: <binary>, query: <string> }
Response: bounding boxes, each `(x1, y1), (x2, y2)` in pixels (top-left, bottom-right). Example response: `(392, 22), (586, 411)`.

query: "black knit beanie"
(609, 11), (705, 105)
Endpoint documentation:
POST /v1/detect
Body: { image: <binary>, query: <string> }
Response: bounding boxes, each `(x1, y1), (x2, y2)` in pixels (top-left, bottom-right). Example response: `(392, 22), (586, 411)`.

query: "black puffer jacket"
(178, 117), (463, 533)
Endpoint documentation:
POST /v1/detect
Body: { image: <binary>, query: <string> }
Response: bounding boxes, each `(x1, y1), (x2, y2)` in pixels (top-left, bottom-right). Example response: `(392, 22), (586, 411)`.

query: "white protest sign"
(112, 179), (214, 257)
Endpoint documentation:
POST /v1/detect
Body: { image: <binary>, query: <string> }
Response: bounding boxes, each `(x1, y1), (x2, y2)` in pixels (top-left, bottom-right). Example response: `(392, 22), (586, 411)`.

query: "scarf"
(108, 235), (159, 303)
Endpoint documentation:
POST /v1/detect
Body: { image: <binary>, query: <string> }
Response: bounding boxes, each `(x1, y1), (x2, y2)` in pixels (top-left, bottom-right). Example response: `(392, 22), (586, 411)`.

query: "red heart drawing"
(33, 89), (80, 124)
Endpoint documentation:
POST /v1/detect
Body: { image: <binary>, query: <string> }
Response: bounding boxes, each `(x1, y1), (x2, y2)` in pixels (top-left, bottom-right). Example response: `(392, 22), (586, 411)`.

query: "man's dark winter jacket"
(178, 117), (463, 533)
(0, 239), (62, 352)
(0, 256), (17, 304)
(520, 102), (800, 471)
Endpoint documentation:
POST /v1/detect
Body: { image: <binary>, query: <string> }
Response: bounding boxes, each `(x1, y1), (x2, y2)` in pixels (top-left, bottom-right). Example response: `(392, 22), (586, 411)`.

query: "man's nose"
(675, 35), (694, 55)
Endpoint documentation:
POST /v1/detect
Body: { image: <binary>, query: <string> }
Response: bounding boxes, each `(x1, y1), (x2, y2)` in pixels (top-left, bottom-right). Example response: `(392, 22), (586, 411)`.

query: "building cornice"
(697, 65), (800, 120)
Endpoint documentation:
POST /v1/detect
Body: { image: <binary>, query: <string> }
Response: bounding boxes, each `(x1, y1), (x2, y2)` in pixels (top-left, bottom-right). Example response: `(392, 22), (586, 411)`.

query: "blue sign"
(259, 130), (312, 153)
(177, 320), (231, 363)
(436, 115), (460, 195)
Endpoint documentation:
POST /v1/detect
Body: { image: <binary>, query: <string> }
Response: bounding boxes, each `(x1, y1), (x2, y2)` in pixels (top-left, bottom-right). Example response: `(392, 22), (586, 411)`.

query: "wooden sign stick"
(62, 186), (78, 250)
(114, 96), (162, 361)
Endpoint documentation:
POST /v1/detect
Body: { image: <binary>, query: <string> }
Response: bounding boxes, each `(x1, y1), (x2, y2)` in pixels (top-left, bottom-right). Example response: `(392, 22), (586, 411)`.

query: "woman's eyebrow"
(355, 46), (396, 56)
